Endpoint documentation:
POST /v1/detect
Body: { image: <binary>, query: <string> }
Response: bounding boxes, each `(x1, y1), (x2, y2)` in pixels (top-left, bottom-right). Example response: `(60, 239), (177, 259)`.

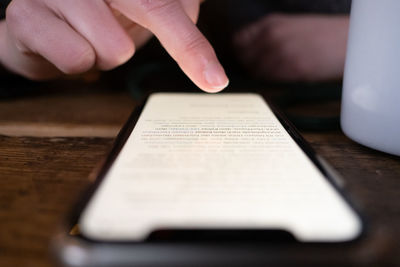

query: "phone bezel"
(53, 92), (368, 266)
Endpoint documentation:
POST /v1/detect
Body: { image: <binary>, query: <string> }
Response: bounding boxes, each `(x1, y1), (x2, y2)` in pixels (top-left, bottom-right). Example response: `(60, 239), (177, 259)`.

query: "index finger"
(108, 0), (229, 93)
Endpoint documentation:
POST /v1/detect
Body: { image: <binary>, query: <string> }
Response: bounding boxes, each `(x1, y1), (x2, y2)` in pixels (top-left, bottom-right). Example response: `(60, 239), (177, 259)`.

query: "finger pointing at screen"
(0, 0), (229, 92)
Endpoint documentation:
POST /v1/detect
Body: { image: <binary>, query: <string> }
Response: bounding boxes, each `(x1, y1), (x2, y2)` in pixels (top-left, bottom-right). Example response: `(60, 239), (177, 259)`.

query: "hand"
(233, 14), (349, 83)
(0, 0), (229, 92)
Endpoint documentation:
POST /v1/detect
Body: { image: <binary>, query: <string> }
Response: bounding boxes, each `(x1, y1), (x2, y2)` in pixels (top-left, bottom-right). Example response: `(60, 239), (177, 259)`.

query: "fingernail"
(203, 61), (229, 92)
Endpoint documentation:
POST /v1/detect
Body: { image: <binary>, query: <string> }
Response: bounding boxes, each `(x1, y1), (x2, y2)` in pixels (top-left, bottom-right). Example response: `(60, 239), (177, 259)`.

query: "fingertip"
(201, 61), (229, 93)
(203, 80), (230, 93)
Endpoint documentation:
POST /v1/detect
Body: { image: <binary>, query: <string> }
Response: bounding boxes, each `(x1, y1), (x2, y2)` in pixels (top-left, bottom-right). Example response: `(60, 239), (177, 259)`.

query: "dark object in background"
(0, 1), (10, 20)
(199, 0), (351, 74)
(197, 1), (351, 131)
(228, 0), (351, 30)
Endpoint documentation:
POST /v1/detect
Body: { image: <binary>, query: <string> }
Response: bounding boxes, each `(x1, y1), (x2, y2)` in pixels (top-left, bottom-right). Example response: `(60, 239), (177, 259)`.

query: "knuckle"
(281, 44), (299, 65)
(278, 43), (293, 58)
(291, 58), (311, 78)
(264, 26), (285, 42)
(6, 0), (40, 48)
(137, 0), (177, 15)
(182, 34), (210, 56)
(5, 1), (27, 32)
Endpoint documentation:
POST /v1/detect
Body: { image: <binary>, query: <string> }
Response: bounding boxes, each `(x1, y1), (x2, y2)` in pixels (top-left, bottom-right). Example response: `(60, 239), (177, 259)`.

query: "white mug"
(341, 0), (400, 156)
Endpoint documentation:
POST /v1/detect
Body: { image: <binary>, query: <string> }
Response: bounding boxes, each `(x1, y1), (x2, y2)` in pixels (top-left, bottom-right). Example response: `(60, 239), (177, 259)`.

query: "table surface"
(0, 76), (399, 267)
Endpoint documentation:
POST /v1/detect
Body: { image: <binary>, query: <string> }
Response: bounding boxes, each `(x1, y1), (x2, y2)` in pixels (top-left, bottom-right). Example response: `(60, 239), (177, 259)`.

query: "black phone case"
(52, 92), (367, 267)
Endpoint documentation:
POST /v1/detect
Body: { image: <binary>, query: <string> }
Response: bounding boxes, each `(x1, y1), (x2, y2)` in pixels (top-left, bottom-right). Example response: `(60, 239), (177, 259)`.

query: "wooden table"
(0, 75), (399, 267)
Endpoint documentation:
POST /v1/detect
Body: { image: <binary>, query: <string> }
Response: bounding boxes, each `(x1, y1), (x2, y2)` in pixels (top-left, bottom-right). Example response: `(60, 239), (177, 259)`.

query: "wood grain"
(0, 136), (113, 267)
(0, 83), (399, 267)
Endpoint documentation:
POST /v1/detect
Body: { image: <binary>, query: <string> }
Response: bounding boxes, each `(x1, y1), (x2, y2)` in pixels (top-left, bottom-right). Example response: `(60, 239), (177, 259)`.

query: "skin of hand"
(0, 0), (229, 93)
(233, 14), (350, 83)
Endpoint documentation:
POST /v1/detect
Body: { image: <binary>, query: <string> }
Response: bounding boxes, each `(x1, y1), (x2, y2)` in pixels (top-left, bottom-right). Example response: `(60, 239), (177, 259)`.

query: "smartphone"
(53, 93), (365, 267)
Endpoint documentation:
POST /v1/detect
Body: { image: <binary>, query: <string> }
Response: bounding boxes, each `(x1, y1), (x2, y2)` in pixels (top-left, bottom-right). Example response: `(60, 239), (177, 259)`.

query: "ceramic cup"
(341, 0), (400, 156)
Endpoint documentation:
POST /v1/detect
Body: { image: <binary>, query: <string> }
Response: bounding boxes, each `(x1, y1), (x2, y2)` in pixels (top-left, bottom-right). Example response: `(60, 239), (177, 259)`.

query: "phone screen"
(79, 93), (362, 242)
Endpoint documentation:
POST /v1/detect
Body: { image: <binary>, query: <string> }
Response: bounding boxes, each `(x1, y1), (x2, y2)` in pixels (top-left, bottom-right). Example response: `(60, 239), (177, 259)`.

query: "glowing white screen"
(79, 93), (361, 242)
